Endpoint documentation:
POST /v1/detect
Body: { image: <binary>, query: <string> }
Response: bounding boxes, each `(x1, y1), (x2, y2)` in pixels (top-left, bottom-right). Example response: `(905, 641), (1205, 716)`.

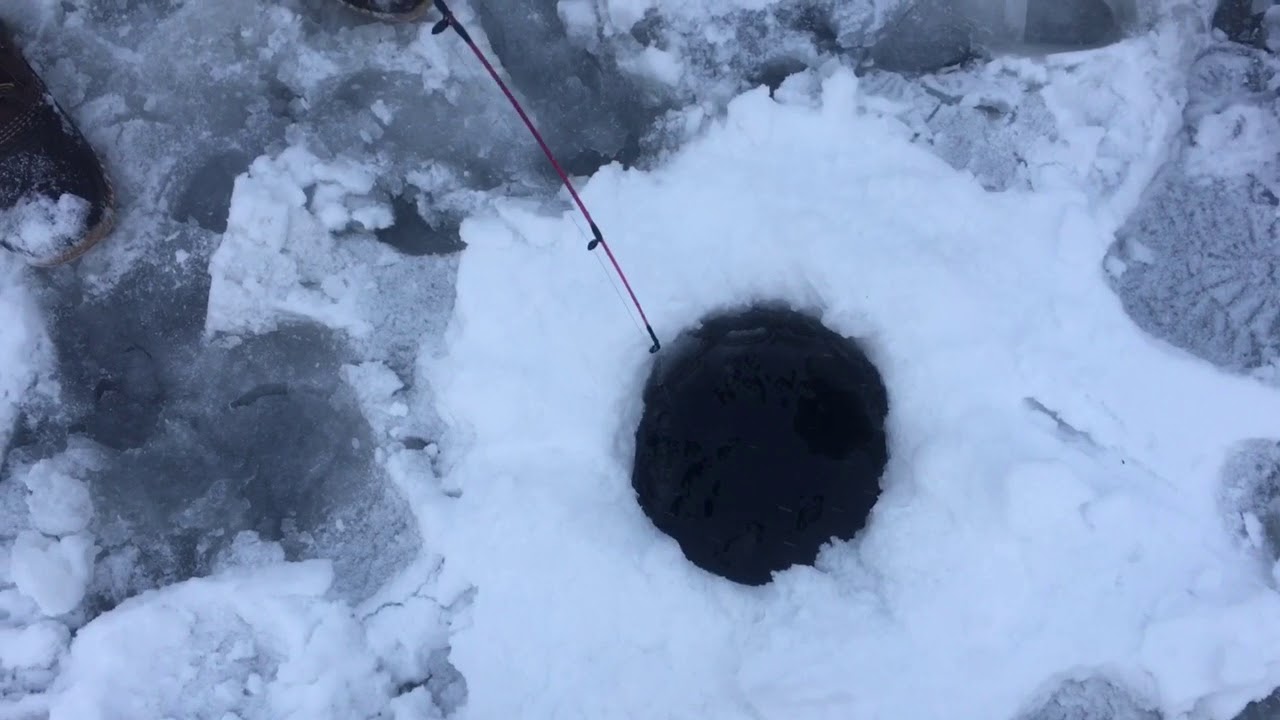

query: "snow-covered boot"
(335, 0), (431, 22)
(0, 22), (114, 266)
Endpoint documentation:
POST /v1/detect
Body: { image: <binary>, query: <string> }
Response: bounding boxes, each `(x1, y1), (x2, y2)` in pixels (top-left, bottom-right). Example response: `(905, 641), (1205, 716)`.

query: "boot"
(0, 22), (114, 266)
(335, 0), (431, 22)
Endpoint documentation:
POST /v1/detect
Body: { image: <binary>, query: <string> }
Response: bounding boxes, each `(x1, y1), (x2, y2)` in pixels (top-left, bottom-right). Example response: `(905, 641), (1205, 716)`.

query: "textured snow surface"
(2, 0), (1280, 718)
(1109, 42), (1280, 379)
(430, 52), (1280, 719)
(48, 561), (391, 720)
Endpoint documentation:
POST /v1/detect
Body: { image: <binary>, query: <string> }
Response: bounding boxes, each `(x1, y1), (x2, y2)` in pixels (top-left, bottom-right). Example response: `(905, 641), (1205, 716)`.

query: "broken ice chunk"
(10, 531), (96, 617)
(22, 456), (95, 537)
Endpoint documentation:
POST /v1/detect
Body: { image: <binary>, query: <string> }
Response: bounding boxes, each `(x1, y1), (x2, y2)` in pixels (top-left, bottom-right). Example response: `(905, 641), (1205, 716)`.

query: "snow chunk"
(0, 193), (90, 263)
(389, 686), (444, 720)
(341, 361), (415, 442)
(206, 144), (452, 368)
(0, 255), (53, 454)
(206, 147), (375, 339)
(10, 531), (95, 617)
(21, 452), (97, 537)
(211, 531), (287, 574)
(0, 621), (69, 670)
(620, 46), (685, 86)
(558, 0), (601, 41)
(370, 99), (393, 125)
(49, 561), (392, 720)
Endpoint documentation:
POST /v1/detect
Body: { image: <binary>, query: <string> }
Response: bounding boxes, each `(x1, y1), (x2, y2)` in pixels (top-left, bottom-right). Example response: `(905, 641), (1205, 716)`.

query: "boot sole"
(3, 24), (117, 268)
(339, 1), (431, 22)
(31, 159), (116, 268)
(15, 3), (421, 269)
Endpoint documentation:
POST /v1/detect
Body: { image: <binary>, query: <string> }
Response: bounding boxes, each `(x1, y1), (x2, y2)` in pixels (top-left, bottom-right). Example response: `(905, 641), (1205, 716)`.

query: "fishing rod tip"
(647, 326), (661, 354)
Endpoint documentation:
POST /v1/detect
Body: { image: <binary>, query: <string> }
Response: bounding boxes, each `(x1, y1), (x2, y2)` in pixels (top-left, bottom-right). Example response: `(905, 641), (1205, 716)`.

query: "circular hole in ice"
(631, 305), (889, 585)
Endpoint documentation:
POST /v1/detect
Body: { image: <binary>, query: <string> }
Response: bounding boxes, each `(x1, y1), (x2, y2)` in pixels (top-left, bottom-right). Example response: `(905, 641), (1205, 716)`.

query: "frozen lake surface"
(2, 1), (1280, 718)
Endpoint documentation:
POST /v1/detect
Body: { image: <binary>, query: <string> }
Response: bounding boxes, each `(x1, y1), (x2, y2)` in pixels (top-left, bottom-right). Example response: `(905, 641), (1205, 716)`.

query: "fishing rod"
(430, 0), (661, 354)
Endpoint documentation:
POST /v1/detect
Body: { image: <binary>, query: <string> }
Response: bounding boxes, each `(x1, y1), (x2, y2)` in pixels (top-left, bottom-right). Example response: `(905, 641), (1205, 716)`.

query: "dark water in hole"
(1233, 687), (1280, 720)
(632, 306), (888, 586)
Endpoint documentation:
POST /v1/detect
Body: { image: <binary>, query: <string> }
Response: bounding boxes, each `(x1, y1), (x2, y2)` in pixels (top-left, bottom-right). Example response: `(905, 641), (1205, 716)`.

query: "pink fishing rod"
(431, 0), (661, 354)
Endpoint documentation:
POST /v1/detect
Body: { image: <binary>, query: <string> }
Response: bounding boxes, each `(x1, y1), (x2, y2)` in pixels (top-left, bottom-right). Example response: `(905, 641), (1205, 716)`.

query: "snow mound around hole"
(429, 55), (1280, 718)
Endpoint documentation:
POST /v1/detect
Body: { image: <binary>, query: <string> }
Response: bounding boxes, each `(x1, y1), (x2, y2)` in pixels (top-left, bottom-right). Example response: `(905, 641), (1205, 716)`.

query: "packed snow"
(2, 0), (1280, 719)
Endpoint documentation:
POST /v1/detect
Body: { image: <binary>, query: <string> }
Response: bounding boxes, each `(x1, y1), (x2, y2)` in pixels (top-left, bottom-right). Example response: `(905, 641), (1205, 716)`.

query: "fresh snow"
(1, 0), (1280, 719)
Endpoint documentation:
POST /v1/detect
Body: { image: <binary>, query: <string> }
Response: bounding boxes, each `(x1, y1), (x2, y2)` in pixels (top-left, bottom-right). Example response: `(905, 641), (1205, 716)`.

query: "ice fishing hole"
(631, 306), (889, 585)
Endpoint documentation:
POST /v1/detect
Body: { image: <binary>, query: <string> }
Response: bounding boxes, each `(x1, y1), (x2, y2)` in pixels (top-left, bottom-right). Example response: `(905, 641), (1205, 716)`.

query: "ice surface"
(7, 250), (419, 612)
(472, 0), (660, 173)
(871, 0), (976, 72)
(861, 19), (1186, 201)
(1109, 41), (1280, 379)
(1221, 439), (1280, 559)
(1021, 0), (1122, 48)
(67, 322), (420, 608)
(4, 1), (479, 711)
(1214, 0), (1273, 47)
(1, 0), (448, 610)
(3, 0), (1280, 718)
(871, 0), (1133, 73)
